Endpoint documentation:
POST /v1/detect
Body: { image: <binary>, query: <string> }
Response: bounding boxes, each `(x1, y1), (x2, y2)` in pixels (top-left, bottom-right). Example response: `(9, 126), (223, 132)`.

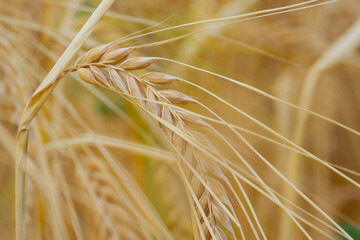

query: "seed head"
(176, 110), (209, 127)
(120, 57), (156, 70)
(108, 68), (129, 93)
(158, 90), (196, 104)
(211, 203), (227, 224)
(90, 66), (113, 88)
(77, 67), (96, 84)
(126, 74), (146, 106)
(100, 47), (133, 64)
(146, 86), (161, 117)
(141, 72), (179, 84)
(83, 43), (112, 63)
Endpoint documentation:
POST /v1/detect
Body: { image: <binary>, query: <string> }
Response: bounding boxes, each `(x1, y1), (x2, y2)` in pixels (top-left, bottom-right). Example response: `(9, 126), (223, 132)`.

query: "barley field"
(1, 0), (360, 239)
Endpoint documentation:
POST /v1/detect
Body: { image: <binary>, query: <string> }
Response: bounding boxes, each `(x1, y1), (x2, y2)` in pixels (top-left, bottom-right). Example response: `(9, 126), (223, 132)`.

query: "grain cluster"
(74, 44), (238, 239)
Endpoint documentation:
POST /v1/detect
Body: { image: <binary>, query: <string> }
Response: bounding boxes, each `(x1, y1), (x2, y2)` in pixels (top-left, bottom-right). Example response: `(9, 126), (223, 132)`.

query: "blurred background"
(0, 0), (360, 239)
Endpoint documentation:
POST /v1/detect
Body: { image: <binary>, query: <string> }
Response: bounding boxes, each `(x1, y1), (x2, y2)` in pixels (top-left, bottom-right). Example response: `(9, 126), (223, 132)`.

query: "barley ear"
(14, 1), (115, 239)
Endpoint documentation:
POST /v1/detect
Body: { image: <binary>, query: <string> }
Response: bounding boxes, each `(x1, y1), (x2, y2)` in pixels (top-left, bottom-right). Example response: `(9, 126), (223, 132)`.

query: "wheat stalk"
(14, 1), (114, 239)
(279, 17), (360, 240)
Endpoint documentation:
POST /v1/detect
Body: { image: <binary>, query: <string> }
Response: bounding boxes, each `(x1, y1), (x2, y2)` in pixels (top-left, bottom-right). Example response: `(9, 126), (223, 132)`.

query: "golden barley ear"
(84, 158), (148, 240)
(72, 45), (240, 239)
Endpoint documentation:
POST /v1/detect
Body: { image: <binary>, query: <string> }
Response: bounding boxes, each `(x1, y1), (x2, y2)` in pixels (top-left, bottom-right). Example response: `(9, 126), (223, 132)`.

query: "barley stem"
(15, 1), (114, 239)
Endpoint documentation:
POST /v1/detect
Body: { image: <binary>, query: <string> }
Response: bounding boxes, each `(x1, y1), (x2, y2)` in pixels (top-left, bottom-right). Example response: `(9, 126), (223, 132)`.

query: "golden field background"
(0, 0), (360, 239)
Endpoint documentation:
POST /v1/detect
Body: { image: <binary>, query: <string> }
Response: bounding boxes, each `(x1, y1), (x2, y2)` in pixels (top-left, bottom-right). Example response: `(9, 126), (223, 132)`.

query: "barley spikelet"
(172, 128), (237, 239)
(84, 158), (147, 240)
(72, 46), (238, 239)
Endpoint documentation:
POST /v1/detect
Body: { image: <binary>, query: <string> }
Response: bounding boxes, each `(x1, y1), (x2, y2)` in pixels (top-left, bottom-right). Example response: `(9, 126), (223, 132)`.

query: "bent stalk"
(15, 1), (114, 239)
